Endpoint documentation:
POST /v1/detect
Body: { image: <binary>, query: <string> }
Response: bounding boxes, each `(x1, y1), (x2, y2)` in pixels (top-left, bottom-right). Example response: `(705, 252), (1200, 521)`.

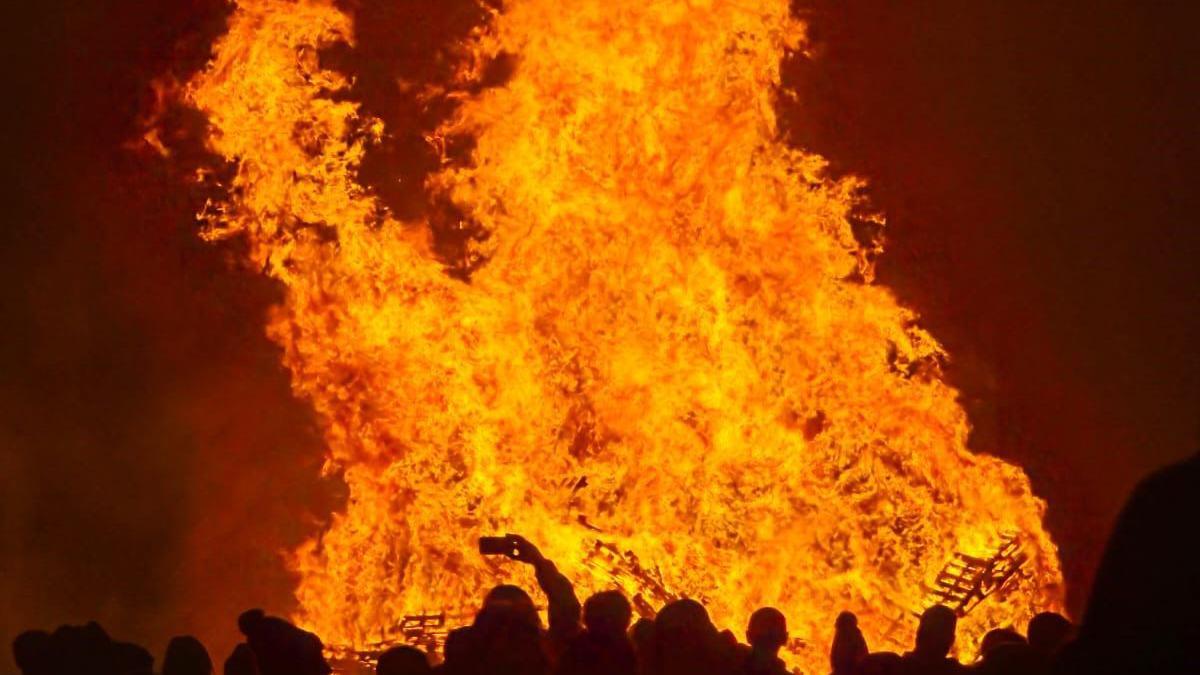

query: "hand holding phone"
(478, 534), (544, 564)
(479, 536), (515, 556)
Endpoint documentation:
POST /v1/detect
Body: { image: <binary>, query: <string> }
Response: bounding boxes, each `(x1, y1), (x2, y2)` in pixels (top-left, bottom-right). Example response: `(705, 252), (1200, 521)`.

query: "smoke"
(1, 0), (499, 662)
(1, 0), (337, 662)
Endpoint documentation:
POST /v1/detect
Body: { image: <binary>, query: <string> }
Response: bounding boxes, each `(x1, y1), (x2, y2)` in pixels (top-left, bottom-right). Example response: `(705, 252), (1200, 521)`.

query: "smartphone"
(479, 536), (513, 555)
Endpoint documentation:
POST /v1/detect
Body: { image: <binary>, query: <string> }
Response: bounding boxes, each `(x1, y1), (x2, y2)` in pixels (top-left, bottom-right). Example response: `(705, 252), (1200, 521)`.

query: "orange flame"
(179, 0), (1063, 669)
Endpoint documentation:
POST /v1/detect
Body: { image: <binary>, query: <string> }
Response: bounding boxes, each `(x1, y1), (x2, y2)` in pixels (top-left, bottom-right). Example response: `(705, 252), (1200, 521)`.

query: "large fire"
(172, 0), (1063, 669)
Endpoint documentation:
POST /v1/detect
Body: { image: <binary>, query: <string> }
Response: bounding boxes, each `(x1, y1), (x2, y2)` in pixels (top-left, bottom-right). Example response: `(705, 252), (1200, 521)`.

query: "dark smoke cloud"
(2, 0), (1197, 669)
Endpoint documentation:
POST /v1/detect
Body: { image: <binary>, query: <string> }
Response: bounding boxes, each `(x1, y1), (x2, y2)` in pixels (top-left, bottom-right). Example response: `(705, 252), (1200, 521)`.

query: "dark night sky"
(2, 0), (1197, 664)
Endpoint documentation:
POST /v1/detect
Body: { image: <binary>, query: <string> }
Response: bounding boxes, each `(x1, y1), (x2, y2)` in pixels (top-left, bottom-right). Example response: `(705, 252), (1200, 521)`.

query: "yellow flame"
(182, 0), (1064, 669)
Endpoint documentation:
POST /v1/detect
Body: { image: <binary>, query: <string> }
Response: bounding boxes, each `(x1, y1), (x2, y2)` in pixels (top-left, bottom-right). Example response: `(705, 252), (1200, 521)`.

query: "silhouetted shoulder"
(1069, 452), (1200, 674)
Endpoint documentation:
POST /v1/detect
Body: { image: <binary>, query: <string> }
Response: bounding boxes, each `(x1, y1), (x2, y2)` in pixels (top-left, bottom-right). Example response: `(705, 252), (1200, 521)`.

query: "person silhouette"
(652, 598), (738, 675)
(1059, 452), (1200, 674)
(583, 591), (634, 638)
(223, 643), (259, 675)
(111, 641), (155, 675)
(555, 590), (637, 675)
(163, 636), (213, 675)
(504, 534), (583, 653)
(454, 601), (548, 675)
(975, 628), (1024, 660)
(46, 622), (114, 675)
(972, 628), (1032, 675)
(376, 645), (432, 675)
(830, 611), (868, 675)
(899, 605), (965, 675)
(443, 534), (585, 675)
(742, 607), (788, 675)
(482, 584), (543, 631)
(11, 630), (51, 675)
(436, 628), (470, 675)
(237, 609), (330, 675)
(441, 578), (549, 675)
(16, 622), (156, 675)
(630, 618), (656, 675)
(1025, 612), (1071, 663)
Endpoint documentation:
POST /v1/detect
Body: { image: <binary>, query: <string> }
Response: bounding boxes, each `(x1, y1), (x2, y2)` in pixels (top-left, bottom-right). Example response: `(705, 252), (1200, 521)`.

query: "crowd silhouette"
(11, 453), (1197, 675)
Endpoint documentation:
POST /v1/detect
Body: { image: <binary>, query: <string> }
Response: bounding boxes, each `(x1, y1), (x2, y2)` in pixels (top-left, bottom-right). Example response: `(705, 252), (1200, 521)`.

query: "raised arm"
(505, 534), (582, 643)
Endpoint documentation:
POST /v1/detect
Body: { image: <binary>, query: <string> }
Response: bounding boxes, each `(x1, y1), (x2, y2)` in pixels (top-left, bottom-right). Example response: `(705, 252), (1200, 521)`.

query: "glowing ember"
(176, 0), (1064, 669)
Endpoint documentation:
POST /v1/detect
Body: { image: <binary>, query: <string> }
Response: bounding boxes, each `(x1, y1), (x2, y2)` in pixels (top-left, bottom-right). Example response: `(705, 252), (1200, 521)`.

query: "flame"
(178, 0), (1064, 668)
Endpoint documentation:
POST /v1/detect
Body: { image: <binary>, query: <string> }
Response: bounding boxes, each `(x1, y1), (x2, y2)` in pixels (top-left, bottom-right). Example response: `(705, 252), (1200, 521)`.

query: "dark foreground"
(12, 454), (1197, 675)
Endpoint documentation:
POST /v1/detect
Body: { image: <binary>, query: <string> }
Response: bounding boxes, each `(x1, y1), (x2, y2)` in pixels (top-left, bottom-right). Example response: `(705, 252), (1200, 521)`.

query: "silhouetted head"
(470, 603), (547, 674)
(655, 598), (717, 652)
(584, 590), (633, 636)
(112, 641), (155, 675)
(164, 636), (213, 675)
(746, 607), (788, 653)
(376, 645), (431, 675)
(830, 611), (869, 673)
(12, 630), (51, 675)
(1026, 612), (1072, 656)
(482, 584), (541, 628)
(237, 609), (265, 637)
(631, 617), (656, 654)
(654, 599), (733, 675)
(914, 605), (957, 658)
(978, 643), (1036, 674)
(237, 609), (330, 675)
(977, 627), (1025, 661)
(223, 644), (258, 675)
(48, 622), (113, 672)
(655, 599), (713, 636)
(483, 584), (534, 607)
